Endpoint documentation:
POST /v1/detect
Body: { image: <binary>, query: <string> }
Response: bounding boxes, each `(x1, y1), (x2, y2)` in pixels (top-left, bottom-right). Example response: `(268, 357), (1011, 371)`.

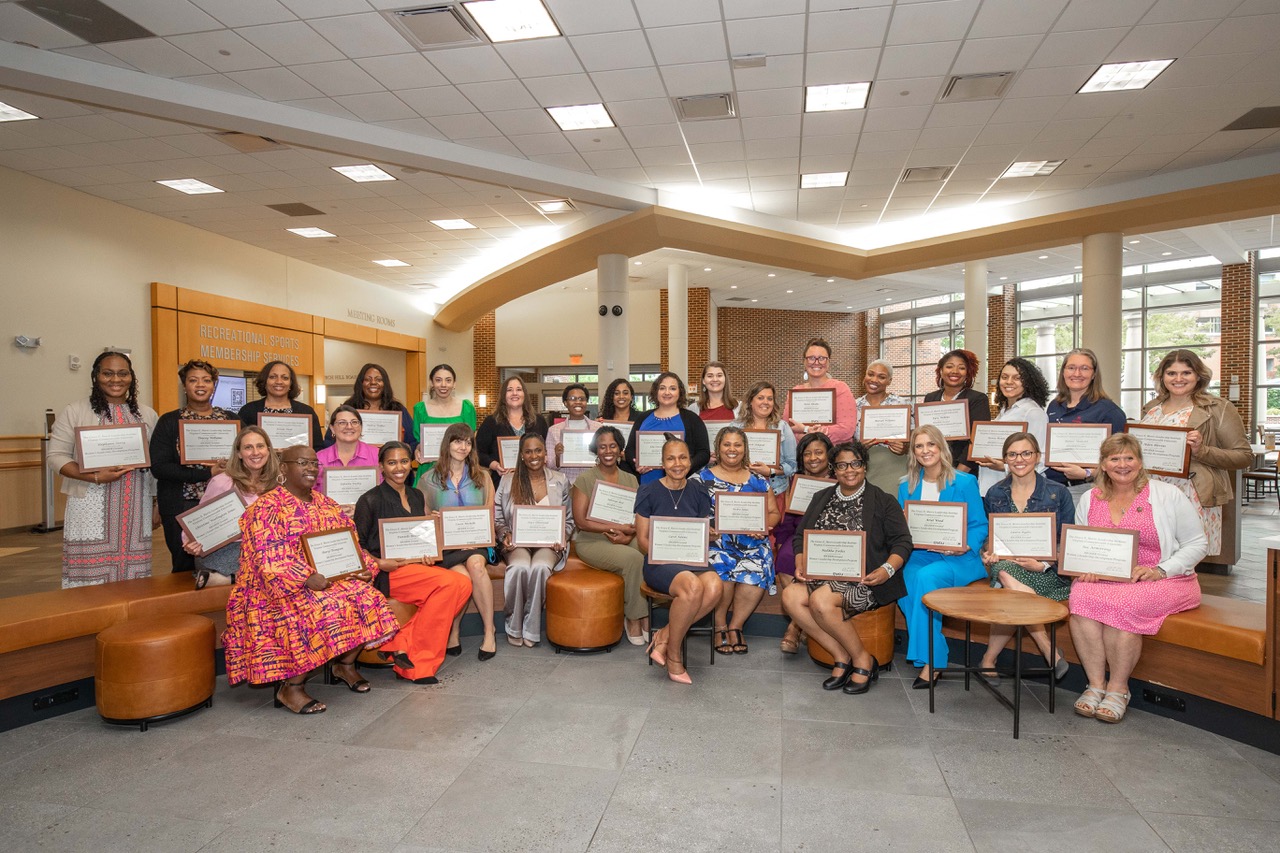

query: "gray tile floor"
(2, 638), (1278, 852)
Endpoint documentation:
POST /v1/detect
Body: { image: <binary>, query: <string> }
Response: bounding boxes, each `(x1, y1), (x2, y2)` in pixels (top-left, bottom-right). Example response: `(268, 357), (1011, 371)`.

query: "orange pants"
(381, 563), (472, 681)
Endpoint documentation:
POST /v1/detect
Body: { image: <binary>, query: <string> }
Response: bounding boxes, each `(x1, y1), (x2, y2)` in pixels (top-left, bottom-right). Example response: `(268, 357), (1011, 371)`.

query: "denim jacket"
(982, 473), (1075, 576)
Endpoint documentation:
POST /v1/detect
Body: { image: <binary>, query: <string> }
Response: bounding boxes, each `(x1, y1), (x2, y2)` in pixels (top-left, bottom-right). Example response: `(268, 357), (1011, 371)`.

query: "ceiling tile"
(989, 95), (1070, 124)
(427, 113), (503, 140)
(0, 3), (85, 49)
(225, 67), (323, 100)
(804, 49), (882, 85)
(801, 134), (861, 157)
(732, 53), (804, 91)
(588, 67), (664, 102)
(107, 0), (222, 36)
(496, 39), (584, 78)
(236, 22), (347, 66)
(672, 120), (740, 143)
(735, 88), (800, 118)
(802, 110), (866, 136)
(580, 149), (642, 169)
(648, 23), (729, 65)
(952, 35), (1043, 74)
(355, 54), (447, 90)
(1190, 12), (1280, 56)
(177, 73), (258, 97)
(807, 7), (894, 52)
(861, 105), (932, 133)
(740, 115), (800, 140)
(570, 31), (655, 72)
(724, 0), (808, 20)
(745, 137), (800, 159)
(190, 0), (295, 28)
(544, 0), (642, 35)
(868, 76), (948, 108)
(621, 124), (685, 148)
(566, 128), (631, 152)
(308, 13), (413, 59)
(392, 86), (477, 118)
(1007, 65), (1100, 98)
(659, 61), (734, 97)
(745, 157), (798, 177)
(857, 129), (921, 153)
(887, 0), (980, 45)
(166, 31), (278, 72)
(456, 80), (538, 112)
(1028, 28), (1128, 68)
(101, 38), (214, 77)
(428, 46), (516, 84)
(292, 60), (384, 96)
(635, 0), (724, 28)
(606, 97), (677, 126)
(969, 0), (1068, 38)
(331, 92), (418, 121)
(1054, 0), (1154, 32)
(523, 74), (600, 108)
(878, 41), (962, 79)
(725, 15), (806, 57)
(488, 108), (560, 136)
(51, 45), (137, 70)
(1111, 20), (1219, 60)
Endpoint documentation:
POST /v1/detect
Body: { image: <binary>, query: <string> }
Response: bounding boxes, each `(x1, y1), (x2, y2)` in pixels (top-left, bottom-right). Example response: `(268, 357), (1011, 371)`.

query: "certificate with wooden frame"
(786, 475), (836, 515)
(178, 419), (240, 464)
(637, 430), (681, 468)
(859, 406), (911, 441)
(586, 480), (637, 526)
(559, 430), (595, 467)
(1057, 525), (1138, 580)
(968, 420), (1028, 461)
(511, 505), (567, 549)
(1044, 423), (1111, 467)
(418, 423), (449, 461)
(439, 506), (496, 549)
(497, 436), (521, 469)
(359, 412), (402, 447)
(904, 500), (968, 554)
(743, 429), (781, 468)
(601, 420), (634, 446)
(790, 388), (836, 425)
(321, 466), (377, 505)
(378, 516), (440, 561)
(1125, 424), (1192, 478)
(176, 489), (246, 554)
(703, 421), (734, 444)
(988, 512), (1057, 561)
(301, 528), (365, 579)
(258, 413), (311, 449)
(647, 516), (710, 567)
(914, 401), (970, 440)
(713, 491), (768, 535)
(75, 423), (151, 473)
(803, 530), (866, 581)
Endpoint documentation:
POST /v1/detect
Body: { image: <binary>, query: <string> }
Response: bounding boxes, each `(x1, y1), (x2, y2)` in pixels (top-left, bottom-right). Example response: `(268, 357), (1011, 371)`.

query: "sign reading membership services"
(178, 314), (314, 375)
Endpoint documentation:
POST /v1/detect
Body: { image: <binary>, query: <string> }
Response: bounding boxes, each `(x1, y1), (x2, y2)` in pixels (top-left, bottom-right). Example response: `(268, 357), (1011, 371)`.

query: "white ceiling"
(2, 0), (1280, 312)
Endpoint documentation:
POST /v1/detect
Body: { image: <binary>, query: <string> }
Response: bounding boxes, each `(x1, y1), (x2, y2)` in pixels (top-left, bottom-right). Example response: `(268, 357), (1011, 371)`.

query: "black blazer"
(237, 398), (324, 450)
(622, 409), (710, 476)
(150, 410), (215, 516)
(922, 388), (990, 473)
(792, 482), (912, 608)
(354, 480), (426, 596)
(476, 413), (550, 486)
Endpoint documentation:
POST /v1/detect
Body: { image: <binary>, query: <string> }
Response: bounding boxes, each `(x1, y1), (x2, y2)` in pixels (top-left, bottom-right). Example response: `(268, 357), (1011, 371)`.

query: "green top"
(411, 398), (477, 486)
(571, 465), (639, 547)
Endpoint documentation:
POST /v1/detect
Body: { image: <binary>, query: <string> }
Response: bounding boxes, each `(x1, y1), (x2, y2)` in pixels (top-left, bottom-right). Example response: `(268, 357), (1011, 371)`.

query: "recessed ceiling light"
(846, 305), (852, 309)
(1162, 251), (1172, 256)
(826, 278), (835, 283)
(999, 276), (1008, 281)
(0, 101), (38, 122)
(332, 164), (396, 182)
(1078, 59), (1174, 93)
(462, 0), (560, 43)
(801, 171), (849, 189)
(730, 285), (737, 289)
(374, 259), (411, 267)
(633, 260), (642, 266)
(751, 299), (758, 302)
(703, 267), (712, 272)
(786, 289), (794, 293)
(1074, 265), (1082, 270)
(431, 219), (475, 230)
(1128, 239), (1140, 244)
(156, 179), (223, 194)
(1038, 255), (1049, 260)
(533, 198), (575, 213)
(805, 82), (870, 112)
(767, 273), (776, 278)
(546, 103), (614, 130)
(287, 227), (335, 238)
(1001, 160), (1063, 179)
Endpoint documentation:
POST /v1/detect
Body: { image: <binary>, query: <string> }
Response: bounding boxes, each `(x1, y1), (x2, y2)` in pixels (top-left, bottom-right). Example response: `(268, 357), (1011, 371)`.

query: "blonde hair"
(906, 424), (956, 493)
(738, 381), (781, 428)
(226, 426), (279, 495)
(1092, 433), (1150, 500)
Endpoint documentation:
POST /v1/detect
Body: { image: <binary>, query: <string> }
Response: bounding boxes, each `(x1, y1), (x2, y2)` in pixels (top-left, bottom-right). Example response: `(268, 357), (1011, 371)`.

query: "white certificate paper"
(1057, 525), (1138, 580)
(440, 506), (496, 548)
(791, 388), (836, 424)
(258, 413), (311, 448)
(321, 466), (378, 505)
(1045, 423), (1111, 467)
(586, 480), (637, 526)
(418, 423), (450, 461)
(497, 436), (521, 469)
(744, 429), (781, 468)
(302, 528), (365, 578)
(1126, 425), (1192, 477)
(176, 489), (246, 553)
(904, 501), (968, 553)
(178, 420), (239, 464)
(647, 516), (709, 567)
(714, 491), (768, 535)
(379, 516), (440, 561)
(637, 430), (681, 468)
(75, 424), (150, 473)
(511, 505), (567, 548)
(601, 420), (634, 446)
(803, 530), (866, 581)
(989, 512), (1057, 561)
(915, 401), (970, 440)
(559, 430), (595, 467)
(969, 420), (1027, 461)
(359, 411), (402, 446)
(859, 406), (911, 441)
(702, 421), (734, 443)
(786, 475), (836, 515)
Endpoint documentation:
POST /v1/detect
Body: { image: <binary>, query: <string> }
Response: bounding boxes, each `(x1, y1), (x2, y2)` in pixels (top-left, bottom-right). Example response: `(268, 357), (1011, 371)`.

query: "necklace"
(663, 477), (688, 511)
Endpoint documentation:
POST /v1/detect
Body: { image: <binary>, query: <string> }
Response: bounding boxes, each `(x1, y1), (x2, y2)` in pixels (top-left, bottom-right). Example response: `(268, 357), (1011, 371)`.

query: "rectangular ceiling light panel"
(156, 179), (223, 194)
(287, 228), (335, 238)
(0, 101), (38, 122)
(431, 219), (476, 230)
(332, 164), (397, 182)
(462, 0), (560, 43)
(805, 82), (871, 112)
(1078, 60), (1174, 93)
(546, 104), (614, 130)
(801, 171), (849, 189)
(1001, 160), (1064, 178)
(374, 259), (411, 267)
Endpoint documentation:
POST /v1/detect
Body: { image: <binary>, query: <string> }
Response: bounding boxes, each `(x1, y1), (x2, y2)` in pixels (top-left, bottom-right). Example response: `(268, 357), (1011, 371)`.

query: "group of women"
(48, 338), (1251, 721)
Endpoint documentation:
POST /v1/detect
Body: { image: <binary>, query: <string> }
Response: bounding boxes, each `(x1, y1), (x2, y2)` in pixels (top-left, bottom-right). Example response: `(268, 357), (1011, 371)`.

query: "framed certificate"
(176, 489), (246, 553)
(914, 401), (970, 441)
(786, 475), (836, 515)
(497, 436), (521, 469)
(803, 530), (866, 581)
(301, 528), (365, 579)
(178, 419), (239, 464)
(419, 423), (450, 461)
(989, 512), (1057, 561)
(703, 421), (734, 443)
(859, 406), (911, 441)
(359, 412), (402, 446)
(586, 480), (637, 526)
(1045, 423), (1111, 467)
(637, 430), (681, 468)
(510, 505), (567, 549)
(439, 506), (496, 549)
(602, 420), (634, 446)
(378, 516), (440, 561)
(713, 491), (768, 535)
(1057, 525), (1138, 580)
(744, 429), (781, 468)
(74, 424), (151, 473)
(258, 413), (311, 449)
(1126, 424), (1192, 477)
(321, 466), (378, 505)
(904, 500), (968, 554)
(559, 430), (595, 467)
(647, 516), (710, 567)
(790, 388), (836, 425)
(969, 420), (1027, 461)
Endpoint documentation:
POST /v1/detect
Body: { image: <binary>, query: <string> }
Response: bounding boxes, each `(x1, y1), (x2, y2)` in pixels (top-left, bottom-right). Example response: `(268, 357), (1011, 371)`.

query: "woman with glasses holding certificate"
(1045, 349), (1126, 496)
(783, 338), (857, 444)
(974, 357), (1050, 497)
(774, 433), (835, 654)
(785, 441), (912, 694)
(411, 363), (476, 487)
(545, 383), (599, 486)
(856, 360), (910, 495)
(1068, 434), (1207, 723)
(897, 424), (989, 689)
(495, 433), (574, 648)
(315, 406), (380, 502)
(921, 349), (990, 475)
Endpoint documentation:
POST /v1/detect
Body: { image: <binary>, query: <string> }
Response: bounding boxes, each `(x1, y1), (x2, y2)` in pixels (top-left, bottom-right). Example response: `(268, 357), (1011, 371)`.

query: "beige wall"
(322, 339), (408, 403)
(494, 288), (661, 367)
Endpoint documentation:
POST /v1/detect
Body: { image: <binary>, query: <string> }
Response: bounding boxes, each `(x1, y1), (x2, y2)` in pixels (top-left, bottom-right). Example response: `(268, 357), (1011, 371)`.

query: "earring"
(277, 473), (286, 485)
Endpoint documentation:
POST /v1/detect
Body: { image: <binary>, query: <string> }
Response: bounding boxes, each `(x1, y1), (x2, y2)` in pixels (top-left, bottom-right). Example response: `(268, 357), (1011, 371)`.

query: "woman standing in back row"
(412, 363), (476, 487)
(1044, 348), (1127, 498)
(922, 349), (990, 475)
(237, 360), (323, 449)
(783, 337), (858, 444)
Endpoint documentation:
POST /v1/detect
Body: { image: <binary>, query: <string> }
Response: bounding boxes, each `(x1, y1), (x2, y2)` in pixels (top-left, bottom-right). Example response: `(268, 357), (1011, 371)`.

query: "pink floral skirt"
(1068, 573), (1200, 635)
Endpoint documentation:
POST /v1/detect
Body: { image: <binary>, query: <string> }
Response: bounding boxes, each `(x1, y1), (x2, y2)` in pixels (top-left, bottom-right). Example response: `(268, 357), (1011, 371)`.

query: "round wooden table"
(921, 587), (1070, 739)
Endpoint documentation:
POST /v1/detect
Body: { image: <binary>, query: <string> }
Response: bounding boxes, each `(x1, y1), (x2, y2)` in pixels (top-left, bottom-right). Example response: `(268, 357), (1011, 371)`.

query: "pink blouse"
(316, 441), (380, 493)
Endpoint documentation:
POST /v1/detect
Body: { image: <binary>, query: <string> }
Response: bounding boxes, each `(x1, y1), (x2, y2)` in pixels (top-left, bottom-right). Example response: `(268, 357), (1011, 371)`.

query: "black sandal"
(194, 570), (210, 590)
(714, 627), (733, 655)
(274, 686), (325, 714)
(729, 629), (748, 654)
(330, 666), (371, 693)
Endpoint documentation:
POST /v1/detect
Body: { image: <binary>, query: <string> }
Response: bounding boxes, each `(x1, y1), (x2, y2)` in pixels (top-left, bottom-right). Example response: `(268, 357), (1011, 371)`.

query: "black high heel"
(329, 664), (371, 693)
(377, 650), (415, 670)
(822, 661), (854, 691)
(478, 634), (496, 661)
(843, 659), (880, 695)
(446, 644), (462, 657)
(911, 669), (941, 690)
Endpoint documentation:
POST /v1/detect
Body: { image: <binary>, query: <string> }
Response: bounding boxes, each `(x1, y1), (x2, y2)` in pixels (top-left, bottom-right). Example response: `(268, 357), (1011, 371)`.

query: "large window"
(1257, 268), (1280, 430)
(879, 295), (965, 402)
(1017, 274), (1080, 381)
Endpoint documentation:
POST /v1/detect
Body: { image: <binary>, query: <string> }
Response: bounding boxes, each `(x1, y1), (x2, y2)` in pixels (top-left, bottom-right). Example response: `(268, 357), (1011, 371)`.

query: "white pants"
(503, 548), (557, 642)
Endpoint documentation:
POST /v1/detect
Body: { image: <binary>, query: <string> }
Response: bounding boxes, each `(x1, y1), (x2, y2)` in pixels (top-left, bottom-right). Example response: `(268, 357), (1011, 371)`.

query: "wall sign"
(178, 314), (314, 374)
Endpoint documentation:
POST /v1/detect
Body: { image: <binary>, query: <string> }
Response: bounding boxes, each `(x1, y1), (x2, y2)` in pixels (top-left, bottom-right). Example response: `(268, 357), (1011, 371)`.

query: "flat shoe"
(1053, 656), (1070, 681)
(626, 632), (647, 646)
(507, 635), (523, 647)
(1074, 686), (1106, 718)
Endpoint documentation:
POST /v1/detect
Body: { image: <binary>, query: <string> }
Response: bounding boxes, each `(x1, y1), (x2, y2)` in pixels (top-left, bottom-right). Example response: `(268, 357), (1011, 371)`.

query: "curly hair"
(934, 349), (979, 392)
(995, 357), (1050, 410)
(89, 351), (140, 419)
(599, 378), (637, 420)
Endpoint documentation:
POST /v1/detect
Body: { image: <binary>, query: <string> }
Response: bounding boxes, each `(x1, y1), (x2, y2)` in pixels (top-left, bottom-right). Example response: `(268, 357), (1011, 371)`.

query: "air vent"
(1222, 107), (1280, 131)
(673, 94), (736, 122)
(266, 203), (326, 217)
(941, 72), (1015, 102)
(731, 54), (766, 70)
(17, 0), (154, 44)
(725, 297), (751, 302)
(385, 5), (483, 49)
(901, 166), (953, 183)
(214, 132), (288, 154)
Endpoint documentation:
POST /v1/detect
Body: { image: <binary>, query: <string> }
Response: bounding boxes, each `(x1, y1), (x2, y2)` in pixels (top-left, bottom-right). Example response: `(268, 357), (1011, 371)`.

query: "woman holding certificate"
(733, 381), (797, 498)
(224, 445), (401, 715)
(545, 384), (599, 484)
(774, 433), (835, 654)
(1068, 433), (1207, 723)
(856, 360), (910, 495)
(695, 427), (780, 655)
(354, 441), (473, 683)
(624, 372), (710, 485)
(49, 351), (158, 588)
(571, 426), (648, 644)
(897, 424), (989, 688)
(599, 378), (643, 424)
(635, 438), (718, 684)
(1137, 349), (1251, 558)
(329, 363), (416, 456)
(921, 349), (990, 474)
(151, 359), (232, 575)
(783, 338), (857, 444)
(477, 376), (550, 486)
(785, 440), (912, 694)
(688, 362), (737, 424)
(495, 433), (574, 647)
(237, 361), (323, 449)
(974, 357), (1050, 497)
(411, 363), (477, 487)
(315, 406), (379, 498)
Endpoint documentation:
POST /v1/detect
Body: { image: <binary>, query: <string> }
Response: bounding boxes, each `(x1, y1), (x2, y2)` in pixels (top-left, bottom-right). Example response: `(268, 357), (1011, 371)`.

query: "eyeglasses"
(565, 396), (588, 403)
(805, 356), (830, 364)
(1004, 450), (1038, 461)
(99, 370), (132, 379)
(283, 459), (319, 470)
(332, 419), (361, 428)
(834, 460), (865, 471)
(1063, 366), (1094, 374)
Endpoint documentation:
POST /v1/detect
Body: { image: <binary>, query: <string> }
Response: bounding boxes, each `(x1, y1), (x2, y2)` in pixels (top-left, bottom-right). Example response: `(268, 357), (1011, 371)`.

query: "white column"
(1035, 321), (1057, 379)
(1081, 232), (1123, 401)
(964, 261), (988, 393)
(668, 264), (688, 385)
(1123, 314), (1145, 418)
(597, 253), (629, 394)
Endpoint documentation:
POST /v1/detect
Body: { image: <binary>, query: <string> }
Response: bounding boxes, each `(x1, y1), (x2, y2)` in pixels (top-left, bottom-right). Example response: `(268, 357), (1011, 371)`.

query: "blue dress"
(696, 469), (775, 592)
(636, 412), (686, 485)
(635, 479), (714, 594)
(897, 472), (989, 669)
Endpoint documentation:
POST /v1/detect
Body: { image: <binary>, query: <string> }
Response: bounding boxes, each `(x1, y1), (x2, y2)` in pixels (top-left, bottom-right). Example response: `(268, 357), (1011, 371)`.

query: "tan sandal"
(1095, 691), (1131, 723)
(1074, 686), (1106, 718)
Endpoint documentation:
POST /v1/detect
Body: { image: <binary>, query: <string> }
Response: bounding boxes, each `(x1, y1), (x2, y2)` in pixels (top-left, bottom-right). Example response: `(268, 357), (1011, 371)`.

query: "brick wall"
(864, 309), (880, 374)
(472, 311), (497, 421)
(988, 282), (1017, 381)
(716, 307), (866, 402)
(1220, 258), (1257, 430)
(659, 289), (667, 373)
(658, 287), (712, 388)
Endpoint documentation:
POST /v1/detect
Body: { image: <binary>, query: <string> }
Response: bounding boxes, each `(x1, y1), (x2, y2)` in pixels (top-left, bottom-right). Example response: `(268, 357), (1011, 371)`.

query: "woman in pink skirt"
(1068, 434), (1207, 723)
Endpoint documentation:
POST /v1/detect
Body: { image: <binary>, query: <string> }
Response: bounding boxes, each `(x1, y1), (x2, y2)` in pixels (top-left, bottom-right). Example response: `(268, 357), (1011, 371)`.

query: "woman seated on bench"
(224, 445), (400, 715)
(1069, 433), (1207, 723)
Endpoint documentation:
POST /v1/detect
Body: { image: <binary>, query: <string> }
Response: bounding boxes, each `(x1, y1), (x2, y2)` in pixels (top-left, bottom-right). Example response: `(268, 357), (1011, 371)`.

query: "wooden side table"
(921, 587), (1069, 738)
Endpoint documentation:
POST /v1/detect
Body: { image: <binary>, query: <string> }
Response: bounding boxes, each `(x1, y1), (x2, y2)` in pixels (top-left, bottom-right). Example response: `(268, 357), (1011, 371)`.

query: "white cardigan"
(1075, 480), (1208, 577)
(48, 397), (158, 500)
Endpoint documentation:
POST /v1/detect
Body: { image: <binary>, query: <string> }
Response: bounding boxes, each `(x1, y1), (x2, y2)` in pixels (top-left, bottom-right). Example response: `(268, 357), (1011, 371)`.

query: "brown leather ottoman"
(806, 604), (896, 671)
(95, 614), (215, 731)
(546, 568), (624, 653)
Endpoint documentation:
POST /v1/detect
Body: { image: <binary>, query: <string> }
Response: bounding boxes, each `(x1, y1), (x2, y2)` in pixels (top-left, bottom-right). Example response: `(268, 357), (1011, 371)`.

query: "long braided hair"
(89, 351), (140, 420)
(510, 432), (547, 505)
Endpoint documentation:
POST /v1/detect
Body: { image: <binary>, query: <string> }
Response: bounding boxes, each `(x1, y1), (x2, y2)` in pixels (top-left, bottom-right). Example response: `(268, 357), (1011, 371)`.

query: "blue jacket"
(1045, 396), (1127, 486)
(897, 470), (988, 562)
(982, 473), (1075, 580)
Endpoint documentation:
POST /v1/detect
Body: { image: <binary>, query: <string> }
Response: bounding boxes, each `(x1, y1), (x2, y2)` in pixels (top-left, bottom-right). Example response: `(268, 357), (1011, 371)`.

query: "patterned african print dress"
(223, 488), (400, 685)
(696, 469), (776, 592)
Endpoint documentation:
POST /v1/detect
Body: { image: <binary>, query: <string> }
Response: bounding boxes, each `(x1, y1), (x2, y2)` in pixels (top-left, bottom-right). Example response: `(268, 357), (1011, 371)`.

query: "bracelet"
(881, 563), (896, 578)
